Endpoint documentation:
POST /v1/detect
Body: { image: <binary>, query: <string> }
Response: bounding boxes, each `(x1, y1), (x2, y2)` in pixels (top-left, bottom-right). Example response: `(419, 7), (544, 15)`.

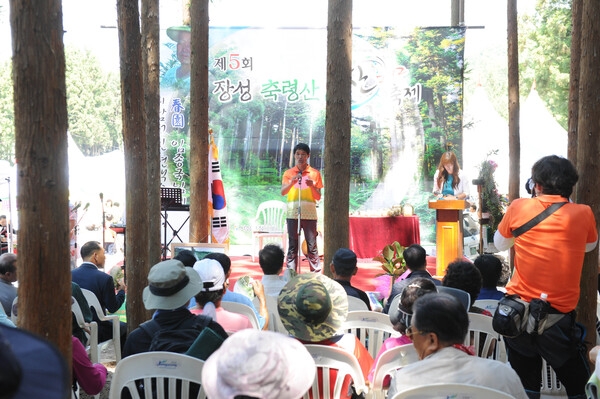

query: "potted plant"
(476, 155), (505, 239)
(372, 241), (407, 301)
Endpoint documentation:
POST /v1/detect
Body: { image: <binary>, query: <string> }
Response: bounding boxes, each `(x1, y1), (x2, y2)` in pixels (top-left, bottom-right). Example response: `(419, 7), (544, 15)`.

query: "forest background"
(0, 0), (569, 248)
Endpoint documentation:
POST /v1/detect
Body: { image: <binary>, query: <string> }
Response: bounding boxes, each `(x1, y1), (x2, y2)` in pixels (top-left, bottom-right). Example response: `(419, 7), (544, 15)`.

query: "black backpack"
(139, 315), (213, 354)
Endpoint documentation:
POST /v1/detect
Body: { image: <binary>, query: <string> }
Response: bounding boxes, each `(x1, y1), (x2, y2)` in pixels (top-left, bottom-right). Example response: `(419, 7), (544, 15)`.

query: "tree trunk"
(323, 0), (352, 276)
(188, 0), (210, 244)
(9, 0), (72, 372)
(117, 0), (149, 332)
(567, 0), (582, 182)
(575, 0), (600, 361)
(141, 0), (161, 279)
(142, 0), (161, 274)
(507, 0), (520, 203)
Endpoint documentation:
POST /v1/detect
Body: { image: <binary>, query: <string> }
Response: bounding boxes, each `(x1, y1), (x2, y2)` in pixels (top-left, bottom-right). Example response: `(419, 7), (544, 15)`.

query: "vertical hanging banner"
(208, 129), (229, 244)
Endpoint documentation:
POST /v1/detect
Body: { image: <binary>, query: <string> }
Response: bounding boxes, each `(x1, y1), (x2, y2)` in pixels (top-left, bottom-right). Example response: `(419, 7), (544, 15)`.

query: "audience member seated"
(0, 253), (18, 317)
(383, 244), (441, 314)
(122, 259), (227, 357)
(386, 293), (528, 399)
(258, 244), (291, 297)
(174, 249), (197, 267)
(191, 258), (254, 334)
(0, 324), (71, 399)
(473, 254), (505, 300)
(278, 273), (374, 399)
(204, 252), (269, 330)
(330, 248), (372, 310)
(202, 329), (316, 399)
(367, 278), (437, 384)
(442, 260), (491, 316)
(71, 241), (127, 351)
(72, 335), (107, 397)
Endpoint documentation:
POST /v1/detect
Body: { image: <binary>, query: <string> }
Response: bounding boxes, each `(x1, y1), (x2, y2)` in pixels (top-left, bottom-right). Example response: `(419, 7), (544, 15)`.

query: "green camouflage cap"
(277, 273), (348, 342)
(166, 25), (191, 42)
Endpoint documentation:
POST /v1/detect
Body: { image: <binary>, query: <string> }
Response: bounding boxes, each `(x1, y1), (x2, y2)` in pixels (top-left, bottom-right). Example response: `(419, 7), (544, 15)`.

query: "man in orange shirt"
(281, 143), (323, 272)
(494, 155), (598, 399)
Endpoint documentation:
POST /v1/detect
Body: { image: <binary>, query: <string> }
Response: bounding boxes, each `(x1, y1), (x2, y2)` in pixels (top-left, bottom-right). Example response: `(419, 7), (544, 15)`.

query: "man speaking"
(281, 143), (323, 272)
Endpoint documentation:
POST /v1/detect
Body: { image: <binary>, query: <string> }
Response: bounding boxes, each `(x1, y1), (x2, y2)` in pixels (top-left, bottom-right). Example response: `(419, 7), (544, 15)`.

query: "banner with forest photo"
(159, 26), (466, 245)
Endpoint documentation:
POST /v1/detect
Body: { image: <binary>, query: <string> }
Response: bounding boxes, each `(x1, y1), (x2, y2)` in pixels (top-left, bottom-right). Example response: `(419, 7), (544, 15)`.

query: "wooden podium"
(428, 199), (468, 277)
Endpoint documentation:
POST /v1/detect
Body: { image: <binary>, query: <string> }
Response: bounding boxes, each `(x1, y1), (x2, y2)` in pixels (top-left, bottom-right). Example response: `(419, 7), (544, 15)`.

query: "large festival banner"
(159, 26), (466, 245)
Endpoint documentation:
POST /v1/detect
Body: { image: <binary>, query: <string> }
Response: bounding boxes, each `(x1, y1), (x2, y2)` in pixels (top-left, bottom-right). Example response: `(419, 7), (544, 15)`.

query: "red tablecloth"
(349, 215), (420, 258)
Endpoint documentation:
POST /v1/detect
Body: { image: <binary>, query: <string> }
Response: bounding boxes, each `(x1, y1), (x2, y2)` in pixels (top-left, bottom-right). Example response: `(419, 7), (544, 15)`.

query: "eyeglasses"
(405, 326), (429, 339)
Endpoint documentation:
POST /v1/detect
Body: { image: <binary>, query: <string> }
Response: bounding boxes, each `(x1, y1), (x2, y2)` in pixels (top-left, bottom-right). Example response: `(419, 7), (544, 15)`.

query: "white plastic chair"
(302, 344), (368, 399)
(81, 288), (122, 362)
(473, 299), (499, 314)
(347, 295), (369, 311)
(466, 312), (507, 363)
(108, 351), (206, 399)
(541, 358), (566, 398)
(71, 297), (101, 366)
(220, 301), (260, 330)
(389, 383), (514, 399)
(251, 200), (288, 261)
(341, 311), (401, 360)
(253, 295), (286, 333)
(10, 296), (18, 324)
(370, 344), (419, 399)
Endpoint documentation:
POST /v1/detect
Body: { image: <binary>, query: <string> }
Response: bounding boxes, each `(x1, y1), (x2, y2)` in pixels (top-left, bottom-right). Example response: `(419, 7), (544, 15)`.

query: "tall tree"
(567, 0), (582, 171)
(9, 0), (72, 371)
(117, 0), (149, 332)
(188, 0), (210, 244)
(323, 0), (352, 274)
(575, 0), (600, 357)
(507, 0), (520, 202)
(141, 0), (162, 272)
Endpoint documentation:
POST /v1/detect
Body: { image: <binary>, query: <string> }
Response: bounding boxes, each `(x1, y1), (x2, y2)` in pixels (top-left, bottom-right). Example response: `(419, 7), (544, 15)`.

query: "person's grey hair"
(411, 293), (469, 345)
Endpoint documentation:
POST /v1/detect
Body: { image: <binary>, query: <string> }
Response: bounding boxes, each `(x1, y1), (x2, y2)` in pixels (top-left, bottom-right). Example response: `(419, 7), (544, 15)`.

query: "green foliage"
(398, 27), (466, 158)
(519, 0), (571, 130)
(0, 47), (122, 162)
(65, 47), (122, 155)
(0, 61), (14, 163)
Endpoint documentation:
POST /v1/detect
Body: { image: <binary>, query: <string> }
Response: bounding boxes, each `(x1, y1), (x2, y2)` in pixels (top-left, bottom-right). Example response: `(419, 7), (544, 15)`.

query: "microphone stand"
(296, 172), (302, 274)
(100, 193), (105, 252)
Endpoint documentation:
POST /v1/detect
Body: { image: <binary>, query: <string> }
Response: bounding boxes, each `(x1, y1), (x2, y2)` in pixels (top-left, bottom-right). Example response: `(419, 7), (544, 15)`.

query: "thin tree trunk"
(507, 0), (520, 203)
(117, 0), (149, 332)
(324, 0), (352, 276)
(567, 0), (582, 180)
(9, 0), (72, 371)
(141, 0), (161, 283)
(575, 0), (600, 361)
(189, 0), (210, 243)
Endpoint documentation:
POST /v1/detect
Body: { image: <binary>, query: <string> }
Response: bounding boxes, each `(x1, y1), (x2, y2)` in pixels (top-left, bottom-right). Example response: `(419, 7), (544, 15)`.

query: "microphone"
(99, 192), (104, 201)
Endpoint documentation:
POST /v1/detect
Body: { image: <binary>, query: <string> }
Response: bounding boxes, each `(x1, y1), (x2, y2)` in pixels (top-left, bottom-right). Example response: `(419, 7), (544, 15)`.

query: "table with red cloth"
(348, 215), (420, 258)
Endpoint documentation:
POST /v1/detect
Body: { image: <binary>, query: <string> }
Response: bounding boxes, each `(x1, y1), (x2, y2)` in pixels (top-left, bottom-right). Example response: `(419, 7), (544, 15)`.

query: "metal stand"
(160, 187), (190, 260)
(296, 172), (302, 274)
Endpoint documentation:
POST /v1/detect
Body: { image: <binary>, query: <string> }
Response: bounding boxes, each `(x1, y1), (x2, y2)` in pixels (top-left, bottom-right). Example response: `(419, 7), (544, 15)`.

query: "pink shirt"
(191, 306), (253, 333)
(72, 336), (107, 395)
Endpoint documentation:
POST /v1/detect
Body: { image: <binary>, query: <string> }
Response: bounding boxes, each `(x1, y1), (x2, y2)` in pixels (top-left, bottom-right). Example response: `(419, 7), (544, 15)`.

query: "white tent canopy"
(519, 86), (567, 196)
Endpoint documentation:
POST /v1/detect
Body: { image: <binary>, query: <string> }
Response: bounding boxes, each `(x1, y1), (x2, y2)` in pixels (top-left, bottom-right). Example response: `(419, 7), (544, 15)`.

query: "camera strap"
(511, 201), (567, 238)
